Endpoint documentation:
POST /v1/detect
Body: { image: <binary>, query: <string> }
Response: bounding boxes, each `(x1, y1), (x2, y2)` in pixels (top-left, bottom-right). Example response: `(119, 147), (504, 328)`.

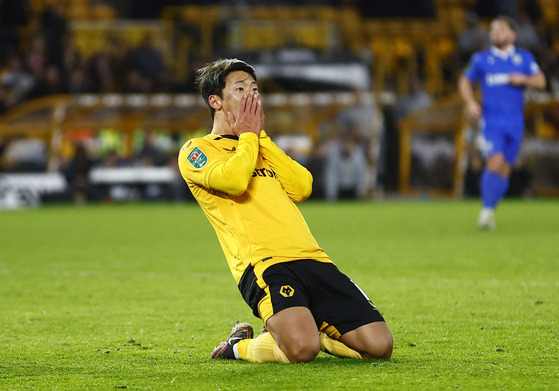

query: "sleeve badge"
(186, 146), (208, 169)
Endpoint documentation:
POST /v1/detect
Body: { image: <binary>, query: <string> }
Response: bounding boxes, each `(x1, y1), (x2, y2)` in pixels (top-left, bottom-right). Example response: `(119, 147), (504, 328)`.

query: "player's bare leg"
(338, 321), (393, 359)
(265, 306), (321, 363)
(486, 153), (511, 177)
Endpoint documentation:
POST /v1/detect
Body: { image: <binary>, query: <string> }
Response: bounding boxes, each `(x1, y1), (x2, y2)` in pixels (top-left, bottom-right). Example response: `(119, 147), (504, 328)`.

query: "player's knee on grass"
(278, 336), (321, 363)
(363, 333), (393, 359)
(341, 322), (393, 359)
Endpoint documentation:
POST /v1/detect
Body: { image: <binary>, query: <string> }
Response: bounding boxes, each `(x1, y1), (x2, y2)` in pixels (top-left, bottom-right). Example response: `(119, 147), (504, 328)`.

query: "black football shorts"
(250, 259), (385, 338)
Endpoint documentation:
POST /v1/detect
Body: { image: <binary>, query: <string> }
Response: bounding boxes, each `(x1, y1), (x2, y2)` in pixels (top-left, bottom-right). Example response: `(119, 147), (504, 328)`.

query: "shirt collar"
(214, 134), (239, 140)
(490, 45), (516, 60)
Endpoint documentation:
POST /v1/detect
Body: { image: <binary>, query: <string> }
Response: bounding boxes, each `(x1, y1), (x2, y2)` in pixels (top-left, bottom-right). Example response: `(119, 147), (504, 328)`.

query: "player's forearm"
(258, 131), (313, 202)
(525, 73), (546, 90)
(458, 76), (477, 105)
(458, 75), (482, 119)
(208, 133), (259, 196)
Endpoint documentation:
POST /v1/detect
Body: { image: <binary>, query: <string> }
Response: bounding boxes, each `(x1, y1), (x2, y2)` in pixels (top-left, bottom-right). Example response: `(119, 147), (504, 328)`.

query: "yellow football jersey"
(178, 131), (332, 284)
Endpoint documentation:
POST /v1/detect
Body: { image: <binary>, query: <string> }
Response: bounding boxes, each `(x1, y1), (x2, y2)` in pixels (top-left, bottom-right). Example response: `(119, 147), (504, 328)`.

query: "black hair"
(195, 58), (257, 119)
(494, 15), (518, 32)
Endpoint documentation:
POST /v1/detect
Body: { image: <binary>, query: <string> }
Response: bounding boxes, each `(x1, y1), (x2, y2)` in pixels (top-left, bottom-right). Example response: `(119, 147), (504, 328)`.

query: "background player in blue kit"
(459, 15), (546, 230)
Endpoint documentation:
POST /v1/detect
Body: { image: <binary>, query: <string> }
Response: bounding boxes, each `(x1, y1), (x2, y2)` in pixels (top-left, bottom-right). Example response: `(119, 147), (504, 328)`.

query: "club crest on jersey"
(186, 146), (208, 169)
(280, 285), (295, 298)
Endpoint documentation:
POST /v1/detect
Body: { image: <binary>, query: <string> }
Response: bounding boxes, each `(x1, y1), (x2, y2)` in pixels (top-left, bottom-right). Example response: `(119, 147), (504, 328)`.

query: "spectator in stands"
(304, 141), (328, 199)
(108, 39), (131, 91)
(335, 88), (384, 192)
(457, 12), (490, 64)
(25, 34), (48, 86)
(90, 50), (116, 93)
(336, 87), (381, 147)
(66, 66), (88, 94)
(128, 35), (165, 88)
(394, 77), (433, 121)
(1, 52), (35, 105)
(61, 38), (83, 87)
(124, 69), (154, 93)
(99, 150), (128, 168)
(515, 12), (542, 54)
(324, 129), (369, 201)
(136, 131), (166, 166)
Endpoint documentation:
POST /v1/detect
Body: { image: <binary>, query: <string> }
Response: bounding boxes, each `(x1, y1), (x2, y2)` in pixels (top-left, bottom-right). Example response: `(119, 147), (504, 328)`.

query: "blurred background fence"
(1, 0), (558, 208)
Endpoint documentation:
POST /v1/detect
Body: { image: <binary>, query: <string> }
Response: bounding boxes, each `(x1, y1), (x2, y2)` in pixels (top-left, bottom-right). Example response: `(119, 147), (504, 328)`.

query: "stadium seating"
(397, 94), (468, 197)
(18, 1), (557, 97)
(0, 91), (378, 165)
(2, 0), (559, 197)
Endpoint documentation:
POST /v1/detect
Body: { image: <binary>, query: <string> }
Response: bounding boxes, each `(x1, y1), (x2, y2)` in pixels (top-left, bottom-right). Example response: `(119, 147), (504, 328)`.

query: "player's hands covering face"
(228, 91), (263, 137)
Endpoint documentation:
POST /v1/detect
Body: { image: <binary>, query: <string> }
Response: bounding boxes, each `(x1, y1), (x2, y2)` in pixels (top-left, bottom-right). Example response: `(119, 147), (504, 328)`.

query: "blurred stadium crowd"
(0, 0), (558, 204)
(2, 0), (557, 107)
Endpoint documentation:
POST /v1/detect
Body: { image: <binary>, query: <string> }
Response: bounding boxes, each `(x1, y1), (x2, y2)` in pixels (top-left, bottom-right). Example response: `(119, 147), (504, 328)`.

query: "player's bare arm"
(509, 72), (546, 90)
(458, 75), (482, 120)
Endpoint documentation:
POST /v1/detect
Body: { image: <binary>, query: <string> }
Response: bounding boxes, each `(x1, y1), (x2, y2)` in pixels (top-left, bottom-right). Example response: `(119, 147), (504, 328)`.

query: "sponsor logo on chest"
(252, 168), (277, 178)
(486, 73), (510, 86)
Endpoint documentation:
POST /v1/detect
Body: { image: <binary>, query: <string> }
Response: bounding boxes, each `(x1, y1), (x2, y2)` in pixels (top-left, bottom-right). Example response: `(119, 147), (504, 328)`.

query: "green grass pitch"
(1, 199), (557, 390)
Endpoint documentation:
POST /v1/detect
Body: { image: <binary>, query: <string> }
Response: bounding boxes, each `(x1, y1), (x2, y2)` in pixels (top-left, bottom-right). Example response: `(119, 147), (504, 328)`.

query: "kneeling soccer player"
(178, 58), (393, 363)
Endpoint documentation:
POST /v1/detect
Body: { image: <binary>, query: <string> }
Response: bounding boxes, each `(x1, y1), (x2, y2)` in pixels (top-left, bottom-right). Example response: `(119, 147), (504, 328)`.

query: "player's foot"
(210, 321), (253, 359)
(477, 208), (496, 230)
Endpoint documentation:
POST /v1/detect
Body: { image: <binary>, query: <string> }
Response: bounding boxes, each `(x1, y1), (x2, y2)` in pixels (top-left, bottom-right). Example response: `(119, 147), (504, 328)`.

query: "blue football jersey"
(463, 46), (541, 126)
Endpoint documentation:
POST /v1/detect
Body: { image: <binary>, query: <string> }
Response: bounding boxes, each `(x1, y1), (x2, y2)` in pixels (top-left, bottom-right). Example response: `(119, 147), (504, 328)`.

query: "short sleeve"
(463, 53), (483, 82)
(525, 52), (541, 75)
